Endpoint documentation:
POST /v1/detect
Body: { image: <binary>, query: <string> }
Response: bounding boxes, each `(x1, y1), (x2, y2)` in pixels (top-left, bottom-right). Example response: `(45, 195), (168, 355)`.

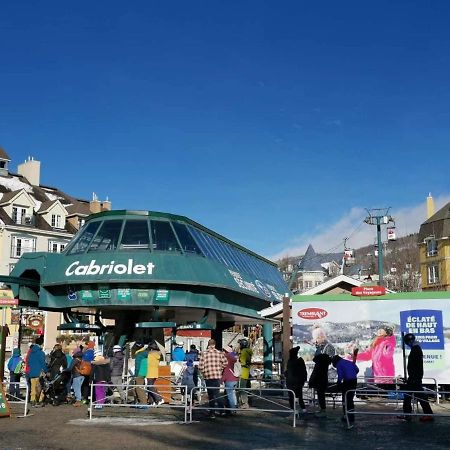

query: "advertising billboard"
(292, 296), (450, 384)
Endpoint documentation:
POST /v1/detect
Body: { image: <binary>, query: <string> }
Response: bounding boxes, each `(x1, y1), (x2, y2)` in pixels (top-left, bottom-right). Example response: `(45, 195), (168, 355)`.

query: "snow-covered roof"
(0, 176), (33, 193)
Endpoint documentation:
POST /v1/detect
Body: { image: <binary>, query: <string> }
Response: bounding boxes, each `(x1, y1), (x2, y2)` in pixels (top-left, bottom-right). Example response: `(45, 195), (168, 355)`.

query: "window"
(150, 220), (180, 252)
(428, 265), (439, 284)
(426, 239), (438, 257)
(67, 221), (101, 254)
(11, 236), (36, 258)
(12, 206), (27, 225)
(171, 222), (202, 254)
(88, 220), (123, 252)
(51, 214), (62, 228)
(120, 220), (150, 249)
(48, 241), (67, 253)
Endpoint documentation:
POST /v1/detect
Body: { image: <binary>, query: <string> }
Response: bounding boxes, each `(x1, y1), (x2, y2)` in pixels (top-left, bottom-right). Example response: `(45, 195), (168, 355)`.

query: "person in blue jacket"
(7, 348), (23, 399)
(332, 355), (359, 426)
(25, 337), (48, 407)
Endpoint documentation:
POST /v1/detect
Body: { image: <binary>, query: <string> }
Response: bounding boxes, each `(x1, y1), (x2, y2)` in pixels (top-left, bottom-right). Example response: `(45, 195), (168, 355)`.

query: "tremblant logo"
(298, 308), (328, 320)
(65, 259), (155, 277)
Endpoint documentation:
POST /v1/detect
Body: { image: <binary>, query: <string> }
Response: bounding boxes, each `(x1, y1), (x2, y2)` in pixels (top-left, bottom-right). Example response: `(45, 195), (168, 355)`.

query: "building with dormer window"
(418, 197), (450, 291)
(0, 146), (111, 346)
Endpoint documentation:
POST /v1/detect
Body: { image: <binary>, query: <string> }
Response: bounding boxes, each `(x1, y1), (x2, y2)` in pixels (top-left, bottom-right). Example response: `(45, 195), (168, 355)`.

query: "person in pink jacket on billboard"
(353, 325), (396, 383)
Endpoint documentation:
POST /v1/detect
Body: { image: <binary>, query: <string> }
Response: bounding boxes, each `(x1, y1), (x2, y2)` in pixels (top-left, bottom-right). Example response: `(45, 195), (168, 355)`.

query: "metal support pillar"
(282, 294), (291, 373)
(262, 322), (273, 379)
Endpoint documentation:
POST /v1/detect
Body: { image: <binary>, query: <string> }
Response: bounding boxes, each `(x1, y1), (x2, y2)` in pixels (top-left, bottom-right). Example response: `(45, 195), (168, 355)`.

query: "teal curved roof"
(11, 210), (287, 314)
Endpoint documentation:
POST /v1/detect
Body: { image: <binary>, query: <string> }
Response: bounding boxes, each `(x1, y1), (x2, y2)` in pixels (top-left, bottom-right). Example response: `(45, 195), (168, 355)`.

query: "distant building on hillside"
(286, 244), (343, 293)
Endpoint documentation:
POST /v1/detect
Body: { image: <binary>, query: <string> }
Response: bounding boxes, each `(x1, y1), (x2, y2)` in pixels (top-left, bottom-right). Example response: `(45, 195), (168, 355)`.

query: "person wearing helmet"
(110, 345), (126, 403)
(237, 338), (253, 408)
(400, 333), (433, 422)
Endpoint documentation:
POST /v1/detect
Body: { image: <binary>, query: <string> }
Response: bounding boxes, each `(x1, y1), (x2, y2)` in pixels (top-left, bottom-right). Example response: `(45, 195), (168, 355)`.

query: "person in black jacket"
(47, 344), (68, 380)
(285, 346), (307, 413)
(401, 333), (433, 422)
(308, 353), (331, 417)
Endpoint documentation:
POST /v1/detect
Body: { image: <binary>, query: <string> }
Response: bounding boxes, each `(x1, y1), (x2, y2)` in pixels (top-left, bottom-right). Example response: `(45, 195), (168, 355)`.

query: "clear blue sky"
(1, 1), (450, 258)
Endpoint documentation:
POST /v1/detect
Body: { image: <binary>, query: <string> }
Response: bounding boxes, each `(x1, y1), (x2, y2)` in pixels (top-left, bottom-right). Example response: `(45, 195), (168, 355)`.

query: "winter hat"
(289, 346), (300, 357)
(12, 348), (21, 356)
(223, 345), (233, 353)
(113, 345), (122, 352)
(87, 341), (95, 349)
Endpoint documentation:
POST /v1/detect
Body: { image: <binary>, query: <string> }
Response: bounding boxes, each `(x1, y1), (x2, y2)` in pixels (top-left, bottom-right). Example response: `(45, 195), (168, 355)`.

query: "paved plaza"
(2, 401), (450, 450)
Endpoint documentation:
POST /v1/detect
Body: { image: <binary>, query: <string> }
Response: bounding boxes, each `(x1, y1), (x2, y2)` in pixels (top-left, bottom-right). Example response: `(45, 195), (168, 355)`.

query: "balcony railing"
(13, 215), (35, 226)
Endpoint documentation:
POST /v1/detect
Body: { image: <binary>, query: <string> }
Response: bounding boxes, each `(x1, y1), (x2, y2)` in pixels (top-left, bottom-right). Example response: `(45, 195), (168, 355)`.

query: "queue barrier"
(189, 386), (298, 428)
(305, 376), (440, 411)
(2, 381), (29, 417)
(88, 382), (189, 423)
(343, 388), (450, 429)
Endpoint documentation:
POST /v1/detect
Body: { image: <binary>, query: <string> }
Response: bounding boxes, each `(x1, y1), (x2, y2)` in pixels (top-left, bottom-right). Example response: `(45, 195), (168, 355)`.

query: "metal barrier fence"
(189, 386), (298, 428)
(305, 376), (440, 411)
(88, 382), (189, 423)
(2, 381), (29, 417)
(343, 388), (450, 429)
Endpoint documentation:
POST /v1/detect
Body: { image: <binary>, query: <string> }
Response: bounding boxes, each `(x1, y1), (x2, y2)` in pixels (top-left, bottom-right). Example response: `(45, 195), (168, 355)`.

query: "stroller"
(40, 370), (72, 406)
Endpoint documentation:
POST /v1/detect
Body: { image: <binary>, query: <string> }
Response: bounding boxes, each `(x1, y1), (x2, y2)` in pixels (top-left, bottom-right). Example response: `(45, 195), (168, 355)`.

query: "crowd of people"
(5, 337), (128, 409)
(5, 332), (434, 426)
(285, 332), (434, 427)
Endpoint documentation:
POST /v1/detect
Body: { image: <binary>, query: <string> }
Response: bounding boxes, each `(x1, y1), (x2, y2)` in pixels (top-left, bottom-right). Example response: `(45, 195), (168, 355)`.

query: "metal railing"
(88, 382), (189, 423)
(2, 381), (29, 417)
(343, 388), (450, 429)
(189, 386), (298, 427)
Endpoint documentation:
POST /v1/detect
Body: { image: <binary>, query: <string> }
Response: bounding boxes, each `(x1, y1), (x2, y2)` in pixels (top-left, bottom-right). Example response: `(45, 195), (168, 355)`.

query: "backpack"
(232, 361), (242, 378)
(77, 360), (92, 376)
(14, 360), (24, 375)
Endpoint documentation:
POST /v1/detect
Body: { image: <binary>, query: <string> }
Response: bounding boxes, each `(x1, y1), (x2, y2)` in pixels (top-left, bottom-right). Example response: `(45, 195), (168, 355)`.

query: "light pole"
(364, 208), (394, 286)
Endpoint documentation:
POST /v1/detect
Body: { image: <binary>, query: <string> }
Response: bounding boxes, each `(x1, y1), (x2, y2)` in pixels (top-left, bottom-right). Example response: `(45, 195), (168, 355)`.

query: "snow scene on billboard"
(292, 298), (450, 384)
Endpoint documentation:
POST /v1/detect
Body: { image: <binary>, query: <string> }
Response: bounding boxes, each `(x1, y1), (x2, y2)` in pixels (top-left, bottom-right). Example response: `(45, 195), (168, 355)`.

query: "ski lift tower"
(363, 208), (395, 287)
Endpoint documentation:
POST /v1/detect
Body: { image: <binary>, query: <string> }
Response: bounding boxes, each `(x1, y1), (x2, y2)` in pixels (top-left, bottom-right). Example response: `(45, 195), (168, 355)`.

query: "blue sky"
(1, 1), (450, 259)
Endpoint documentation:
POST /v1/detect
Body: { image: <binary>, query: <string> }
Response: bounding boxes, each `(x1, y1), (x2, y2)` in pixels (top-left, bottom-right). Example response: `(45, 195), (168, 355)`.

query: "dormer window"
(52, 214), (62, 228)
(426, 238), (438, 257)
(12, 206), (27, 225)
